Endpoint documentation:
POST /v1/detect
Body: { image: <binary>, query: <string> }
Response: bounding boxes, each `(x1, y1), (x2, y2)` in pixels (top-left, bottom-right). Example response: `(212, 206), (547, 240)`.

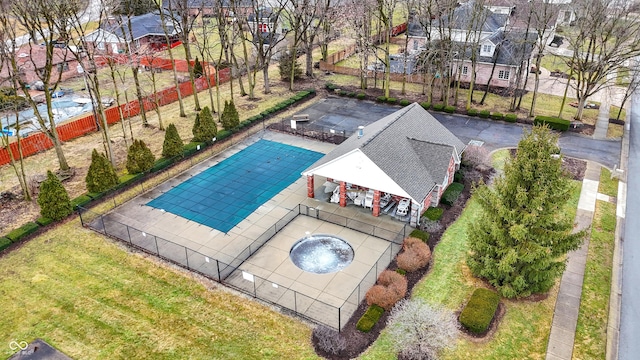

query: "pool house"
(302, 103), (466, 227)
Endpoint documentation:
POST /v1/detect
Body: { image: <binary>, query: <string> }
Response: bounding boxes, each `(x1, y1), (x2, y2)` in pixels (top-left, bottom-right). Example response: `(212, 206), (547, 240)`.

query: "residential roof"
(303, 103), (466, 204)
(161, 0), (252, 9)
(434, 1), (509, 33)
(102, 12), (179, 41)
(476, 30), (536, 65)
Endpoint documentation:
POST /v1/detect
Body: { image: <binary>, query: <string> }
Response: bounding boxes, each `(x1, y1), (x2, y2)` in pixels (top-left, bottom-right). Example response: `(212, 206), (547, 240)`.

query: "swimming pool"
(146, 139), (323, 233)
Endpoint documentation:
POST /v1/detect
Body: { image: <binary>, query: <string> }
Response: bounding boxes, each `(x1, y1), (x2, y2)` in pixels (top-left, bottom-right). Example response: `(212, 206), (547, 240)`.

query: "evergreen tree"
(221, 100), (240, 131)
(200, 106), (217, 140)
(126, 139), (155, 174)
(192, 112), (203, 141)
(193, 57), (204, 78)
(278, 50), (302, 81)
(466, 126), (585, 298)
(85, 149), (119, 193)
(162, 123), (183, 158)
(38, 170), (72, 221)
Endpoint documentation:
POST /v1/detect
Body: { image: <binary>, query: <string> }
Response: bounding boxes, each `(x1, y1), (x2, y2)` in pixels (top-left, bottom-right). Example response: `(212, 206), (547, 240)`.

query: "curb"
(605, 110), (629, 360)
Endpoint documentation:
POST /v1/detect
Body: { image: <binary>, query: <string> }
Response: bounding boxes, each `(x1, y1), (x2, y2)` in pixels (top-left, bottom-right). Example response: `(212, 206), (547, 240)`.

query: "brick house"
(302, 103), (466, 227)
(0, 45), (80, 86)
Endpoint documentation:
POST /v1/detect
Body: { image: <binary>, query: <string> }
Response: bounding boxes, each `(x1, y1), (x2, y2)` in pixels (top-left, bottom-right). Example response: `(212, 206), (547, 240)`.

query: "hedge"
(423, 207), (444, 221)
(505, 113), (517, 123)
(0, 237), (11, 251)
(36, 217), (54, 226)
(490, 112), (504, 120)
(432, 104), (445, 111)
(459, 288), (500, 334)
(71, 194), (93, 209)
(441, 182), (464, 206)
(420, 102), (431, 110)
(399, 99), (410, 106)
(467, 108), (478, 116)
(454, 171), (464, 183)
(377, 96), (387, 103)
(356, 305), (384, 332)
(357, 93), (366, 100)
(444, 105), (456, 113)
(150, 157), (174, 172)
(6, 222), (40, 242)
(409, 229), (430, 242)
(479, 110), (490, 118)
(534, 116), (570, 131)
(386, 97), (397, 104)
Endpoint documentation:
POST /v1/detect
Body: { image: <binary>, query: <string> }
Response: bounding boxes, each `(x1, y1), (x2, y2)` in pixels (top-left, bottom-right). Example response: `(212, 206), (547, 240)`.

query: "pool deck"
(96, 131), (407, 328)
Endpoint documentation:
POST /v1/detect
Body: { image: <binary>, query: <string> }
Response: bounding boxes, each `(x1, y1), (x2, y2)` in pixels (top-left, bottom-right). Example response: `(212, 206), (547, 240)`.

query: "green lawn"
(573, 200), (616, 359)
(360, 173), (583, 359)
(599, 168), (620, 197)
(0, 220), (319, 359)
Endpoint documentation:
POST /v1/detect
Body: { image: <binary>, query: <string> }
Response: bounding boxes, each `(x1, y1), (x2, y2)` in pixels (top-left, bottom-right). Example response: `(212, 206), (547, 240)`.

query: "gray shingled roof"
(104, 12), (179, 41)
(456, 30), (536, 66)
(304, 103), (466, 203)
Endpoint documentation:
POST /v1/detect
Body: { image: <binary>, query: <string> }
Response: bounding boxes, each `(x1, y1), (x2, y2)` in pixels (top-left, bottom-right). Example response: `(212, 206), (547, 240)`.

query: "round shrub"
(356, 305), (384, 333)
(397, 237), (432, 272)
(399, 99), (410, 106)
(386, 97), (398, 104)
(444, 105), (456, 113)
(339, 90), (348, 96)
(313, 326), (347, 355)
(376, 96), (387, 103)
(479, 110), (490, 118)
(432, 103), (445, 111)
(420, 101), (431, 110)
(467, 108), (478, 116)
(38, 170), (72, 221)
(490, 112), (504, 120)
(365, 270), (408, 310)
(356, 93), (366, 100)
(505, 113), (518, 123)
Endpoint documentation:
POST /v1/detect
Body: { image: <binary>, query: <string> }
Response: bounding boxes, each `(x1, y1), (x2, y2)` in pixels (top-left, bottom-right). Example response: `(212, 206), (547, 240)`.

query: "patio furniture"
(364, 190), (374, 209)
(382, 201), (396, 214)
(354, 192), (366, 206)
(379, 193), (391, 208)
(330, 186), (340, 203)
(396, 198), (410, 217)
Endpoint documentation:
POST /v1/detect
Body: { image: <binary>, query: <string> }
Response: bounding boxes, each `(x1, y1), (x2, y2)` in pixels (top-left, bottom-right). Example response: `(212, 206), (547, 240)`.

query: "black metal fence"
(267, 120), (353, 145)
(79, 203), (408, 330)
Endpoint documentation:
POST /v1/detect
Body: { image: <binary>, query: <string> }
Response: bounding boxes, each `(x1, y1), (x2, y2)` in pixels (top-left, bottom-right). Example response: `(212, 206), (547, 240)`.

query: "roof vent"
(357, 126), (364, 138)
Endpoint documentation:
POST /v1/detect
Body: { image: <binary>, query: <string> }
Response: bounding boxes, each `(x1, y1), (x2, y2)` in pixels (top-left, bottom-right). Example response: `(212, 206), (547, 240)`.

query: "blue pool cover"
(147, 140), (323, 233)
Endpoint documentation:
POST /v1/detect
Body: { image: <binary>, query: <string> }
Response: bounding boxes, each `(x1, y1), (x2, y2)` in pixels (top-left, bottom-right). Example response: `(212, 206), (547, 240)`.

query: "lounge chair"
(396, 198), (410, 217)
(379, 193), (391, 208)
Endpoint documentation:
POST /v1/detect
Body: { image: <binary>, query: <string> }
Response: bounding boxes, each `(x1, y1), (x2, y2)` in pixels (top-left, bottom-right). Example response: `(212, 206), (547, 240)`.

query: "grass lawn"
(599, 168), (620, 197)
(360, 173), (583, 359)
(572, 199), (616, 359)
(0, 220), (319, 359)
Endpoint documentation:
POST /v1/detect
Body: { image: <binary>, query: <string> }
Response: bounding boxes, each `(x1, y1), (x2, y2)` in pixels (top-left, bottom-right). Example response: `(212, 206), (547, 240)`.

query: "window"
(57, 62), (69, 72)
(97, 41), (105, 50)
(498, 70), (510, 80)
(482, 44), (493, 53)
(462, 66), (468, 75)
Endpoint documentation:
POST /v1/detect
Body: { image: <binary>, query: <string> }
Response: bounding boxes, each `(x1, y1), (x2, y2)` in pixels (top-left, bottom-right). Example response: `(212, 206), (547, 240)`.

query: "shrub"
(454, 171), (464, 183)
(38, 170), (73, 221)
(162, 123), (184, 158)
(36, 217), (54, 226)
(397, 237), (432, 272)
(376, 96), (387, 103)
(459, 288), (500, 334)
(356, 93), (366, 100)
(5, 222), (40, 242)
(0, 237), (11, 251)
(423, 207), (444, 221)
(126, 139), (155, 174)
(71, 194), (92, 209)
(444, 105), (456, 113)
(387, 299), (458, 360)
(325, 82), (337, 90)
(479, 109), (490, 118)
(410, 229), (430, 242)
(85, 149), (119, 193)
(338, 90), (348, 96)
(490, 112), (504, 120)
(399, 99), (410, 106)
(386, 97), (397, 104)
(420, 101), (431, 110)
(462, 144), (491, 170)
(366, 270), (408, 310)
(313, 326), (347, 355)
(150, 157), (174, 172)
(278, 50), (302, 81)
(467, 108), (478, 116)
(356, 305), (384, 332)
(534, 115), (570, 131)
(441, 182), (464, 206)
(221, 100), (240, 130)
(396, 268), (407, 275)
(505, 113), (517, 123)
(192, 106), (217, 142)
(193, 57), (203, 78)
(432, 103), (445, 111)
(348, 92), (356, 97)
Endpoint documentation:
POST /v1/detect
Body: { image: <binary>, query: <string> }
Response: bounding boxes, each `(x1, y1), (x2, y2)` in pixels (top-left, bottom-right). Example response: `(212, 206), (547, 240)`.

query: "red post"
(339, 181), (347, 207)
(372, 190), (381, 217)
(306, 175), (314, 198)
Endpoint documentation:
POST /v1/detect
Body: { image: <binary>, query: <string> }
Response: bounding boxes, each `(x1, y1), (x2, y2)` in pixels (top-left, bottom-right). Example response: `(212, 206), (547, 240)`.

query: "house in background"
(161, 0), (254, 19)
(0, 45), (80, 87)
(83, 12), (181, 55)
(302, 103), (466, 227)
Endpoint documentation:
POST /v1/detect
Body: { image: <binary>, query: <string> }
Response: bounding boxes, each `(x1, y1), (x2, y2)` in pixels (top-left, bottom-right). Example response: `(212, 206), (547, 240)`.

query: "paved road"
(618, 92), (640, 360)
(432, 113), (621, 167)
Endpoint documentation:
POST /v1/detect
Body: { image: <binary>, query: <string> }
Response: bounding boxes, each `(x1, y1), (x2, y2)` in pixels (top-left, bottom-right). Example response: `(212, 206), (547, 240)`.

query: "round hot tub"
(289, 234), (354, 274)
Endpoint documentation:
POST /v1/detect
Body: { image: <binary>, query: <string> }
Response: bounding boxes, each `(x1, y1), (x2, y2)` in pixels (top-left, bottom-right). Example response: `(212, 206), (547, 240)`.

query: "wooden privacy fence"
(0, 63), (231, 167)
